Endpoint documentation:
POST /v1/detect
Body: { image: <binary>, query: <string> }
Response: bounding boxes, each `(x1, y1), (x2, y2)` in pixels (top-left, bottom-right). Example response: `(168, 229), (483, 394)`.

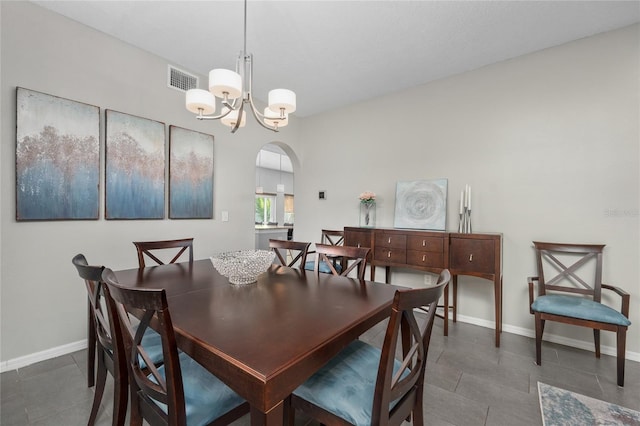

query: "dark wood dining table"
(114, 259), (401, 425)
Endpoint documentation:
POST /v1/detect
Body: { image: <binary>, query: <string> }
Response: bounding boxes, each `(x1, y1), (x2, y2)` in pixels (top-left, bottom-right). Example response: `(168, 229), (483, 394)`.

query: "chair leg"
(129, 382), (143, 426)
(412, 384), (425, 426)
(88, 354), (107, 426)
(616, 327), (627, 387)
(88, 301), (96, 388)
(593, 329), (601, 358)
(534, 314), (544, 366)
(112, 375), (128, 426)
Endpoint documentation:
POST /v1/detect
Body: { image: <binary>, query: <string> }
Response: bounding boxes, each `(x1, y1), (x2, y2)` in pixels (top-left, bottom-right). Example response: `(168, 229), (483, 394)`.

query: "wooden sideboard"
(344, 227), (503, 346)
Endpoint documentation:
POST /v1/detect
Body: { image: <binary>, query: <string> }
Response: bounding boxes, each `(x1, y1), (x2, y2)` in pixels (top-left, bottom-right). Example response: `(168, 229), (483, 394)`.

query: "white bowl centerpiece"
(210, 250), (275, 285)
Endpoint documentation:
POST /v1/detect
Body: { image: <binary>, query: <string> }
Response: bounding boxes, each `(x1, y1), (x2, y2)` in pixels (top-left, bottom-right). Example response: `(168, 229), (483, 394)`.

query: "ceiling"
(33, 1), (640, 118)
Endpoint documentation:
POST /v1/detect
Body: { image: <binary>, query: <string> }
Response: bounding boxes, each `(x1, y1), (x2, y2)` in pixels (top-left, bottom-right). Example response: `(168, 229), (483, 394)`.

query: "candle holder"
(458, 185), (473, 234)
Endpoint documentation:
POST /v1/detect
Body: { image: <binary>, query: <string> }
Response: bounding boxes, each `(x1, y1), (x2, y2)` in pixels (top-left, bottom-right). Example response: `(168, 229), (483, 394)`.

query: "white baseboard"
(2, 317), (638, 373)
(453, 313), (640, 363)
(0, 339), (88, 373)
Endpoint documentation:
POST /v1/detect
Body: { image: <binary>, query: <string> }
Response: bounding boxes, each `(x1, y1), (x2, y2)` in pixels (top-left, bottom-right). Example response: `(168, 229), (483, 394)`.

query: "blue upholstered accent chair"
(528, 242), (631, 387)
(102, 269), (249, 426)
(305, 229), (346, 274)
(269, 239), (311, 269)
(73, 254), (165, 426)
(133, 238), (194, 268)
(289, 269), (451, 425)
(312, 244), (370, 280)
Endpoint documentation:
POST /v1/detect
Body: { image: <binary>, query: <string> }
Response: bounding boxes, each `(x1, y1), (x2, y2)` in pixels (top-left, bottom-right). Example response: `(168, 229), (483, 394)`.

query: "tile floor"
(2, 319), (638, 425)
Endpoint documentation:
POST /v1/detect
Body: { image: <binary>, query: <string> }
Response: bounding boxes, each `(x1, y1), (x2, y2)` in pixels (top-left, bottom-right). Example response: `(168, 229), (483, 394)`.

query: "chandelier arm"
(195, 105), (235, 121)
(231, 101), (244, 133)
(247, 94), (279, 132)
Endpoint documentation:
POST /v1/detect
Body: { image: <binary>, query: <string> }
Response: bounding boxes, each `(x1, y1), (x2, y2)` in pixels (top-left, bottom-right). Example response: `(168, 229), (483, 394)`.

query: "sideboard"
(344, 227), (503, 347)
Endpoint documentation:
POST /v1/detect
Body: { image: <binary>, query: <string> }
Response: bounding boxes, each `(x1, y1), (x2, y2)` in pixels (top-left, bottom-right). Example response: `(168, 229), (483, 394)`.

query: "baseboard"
(453, 313), (640, 363)
(0, 339), (87, 373)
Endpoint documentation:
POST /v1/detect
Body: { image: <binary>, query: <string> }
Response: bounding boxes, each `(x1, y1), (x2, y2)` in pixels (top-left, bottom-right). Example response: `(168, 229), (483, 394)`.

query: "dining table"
(114, 258), (402, 425)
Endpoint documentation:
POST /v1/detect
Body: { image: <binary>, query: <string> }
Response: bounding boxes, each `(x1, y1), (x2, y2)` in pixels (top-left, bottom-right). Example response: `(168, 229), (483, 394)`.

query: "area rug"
(538, 382), (640, 426)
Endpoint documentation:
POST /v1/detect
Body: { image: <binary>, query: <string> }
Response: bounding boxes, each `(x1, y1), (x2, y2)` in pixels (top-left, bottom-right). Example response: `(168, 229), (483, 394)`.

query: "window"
(255, 194), (277, 224)
(284, 195), (294, 224)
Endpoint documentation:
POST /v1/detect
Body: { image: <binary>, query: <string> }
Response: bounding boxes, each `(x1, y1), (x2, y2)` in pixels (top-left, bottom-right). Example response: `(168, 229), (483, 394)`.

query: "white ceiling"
(33, 1), (640, 117)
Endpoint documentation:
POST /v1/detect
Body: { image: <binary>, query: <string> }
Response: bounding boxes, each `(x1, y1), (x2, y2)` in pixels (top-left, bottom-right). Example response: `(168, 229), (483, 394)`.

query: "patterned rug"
(538, 382), (640, 426)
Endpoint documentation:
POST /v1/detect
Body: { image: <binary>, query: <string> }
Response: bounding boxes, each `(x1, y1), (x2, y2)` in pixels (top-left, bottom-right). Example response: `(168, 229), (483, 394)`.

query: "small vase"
(359, 202), (376, 227)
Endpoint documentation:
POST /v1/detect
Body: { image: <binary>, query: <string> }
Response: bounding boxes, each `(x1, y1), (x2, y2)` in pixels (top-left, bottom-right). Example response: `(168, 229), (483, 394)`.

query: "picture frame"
(169, 126), (214, 219)
(105, 110), (165, 219)
(394, 178), (448, 230)
(16, 87), (100, 221)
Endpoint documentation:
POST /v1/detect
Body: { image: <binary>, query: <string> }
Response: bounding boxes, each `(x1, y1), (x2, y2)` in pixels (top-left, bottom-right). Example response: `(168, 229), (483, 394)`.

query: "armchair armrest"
(528, 276), (539, 315)
(602, 283), (630, 318)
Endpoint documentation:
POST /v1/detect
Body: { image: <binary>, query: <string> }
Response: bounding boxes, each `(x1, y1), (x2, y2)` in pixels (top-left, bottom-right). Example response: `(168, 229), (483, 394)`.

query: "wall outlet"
(221, 211), (229, 222)
(423, 274), (434, 286)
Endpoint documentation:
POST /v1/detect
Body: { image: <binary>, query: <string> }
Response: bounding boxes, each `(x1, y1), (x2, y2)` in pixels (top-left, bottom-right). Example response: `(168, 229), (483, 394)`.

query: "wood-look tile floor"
(2, 319), (638, 425)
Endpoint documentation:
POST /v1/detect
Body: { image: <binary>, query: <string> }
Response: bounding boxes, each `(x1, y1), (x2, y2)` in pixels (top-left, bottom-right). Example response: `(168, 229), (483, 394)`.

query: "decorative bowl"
(210, 250), (275, 285)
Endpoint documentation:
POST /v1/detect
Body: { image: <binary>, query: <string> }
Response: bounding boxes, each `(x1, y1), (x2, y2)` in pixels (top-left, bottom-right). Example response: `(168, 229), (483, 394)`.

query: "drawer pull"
(387, 251), (391, 258)
(422, 254), (426, 262)
(388, 237), (391, 244)
(357, 243), (361, 248)
(469, 254), (473, 262)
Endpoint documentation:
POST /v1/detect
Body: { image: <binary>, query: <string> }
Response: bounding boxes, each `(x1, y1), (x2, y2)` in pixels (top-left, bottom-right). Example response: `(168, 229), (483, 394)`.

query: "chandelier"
(185, 0), (296, 133)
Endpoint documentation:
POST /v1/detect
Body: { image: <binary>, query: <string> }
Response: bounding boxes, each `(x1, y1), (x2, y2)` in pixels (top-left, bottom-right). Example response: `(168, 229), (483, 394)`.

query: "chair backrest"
(269, 239), (311, 268)
(372, 269), (450, 425)
(314, 243), (370, 280)
(533, 241), (604, 302)
(133, 238), (194, 268)
(321, 229), (344, 247)
(72, 254), (125, 377)
(102, 268), (186, 425)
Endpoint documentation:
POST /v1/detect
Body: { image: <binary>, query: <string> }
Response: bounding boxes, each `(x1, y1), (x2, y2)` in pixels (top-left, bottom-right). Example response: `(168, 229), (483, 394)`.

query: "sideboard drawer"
(344, 228), (373, 249)
(375, 233), (406, 249)
(406, 250), (444, 268)
(449, 238), (495, 274)
(374, 247), (407, 264)
(407, 235), (444, 252)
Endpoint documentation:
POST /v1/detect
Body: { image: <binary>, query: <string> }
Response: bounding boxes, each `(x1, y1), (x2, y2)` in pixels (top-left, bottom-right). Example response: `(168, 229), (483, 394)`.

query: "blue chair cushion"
(293, 340), (407, 426)
(304, 260), (342, 274)
(150, 352), (246, 426)
(138, 327), (164, 369)
(531, 294), (631, 326)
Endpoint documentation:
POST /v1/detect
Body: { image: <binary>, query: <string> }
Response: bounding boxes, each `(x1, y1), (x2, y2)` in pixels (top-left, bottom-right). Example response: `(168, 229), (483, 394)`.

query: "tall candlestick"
(459, 192), (464, 214)
(467, 185), (471, 210)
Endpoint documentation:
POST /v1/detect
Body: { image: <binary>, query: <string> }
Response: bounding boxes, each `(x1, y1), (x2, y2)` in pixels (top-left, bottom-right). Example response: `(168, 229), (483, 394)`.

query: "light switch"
(221, 211), (229, 222)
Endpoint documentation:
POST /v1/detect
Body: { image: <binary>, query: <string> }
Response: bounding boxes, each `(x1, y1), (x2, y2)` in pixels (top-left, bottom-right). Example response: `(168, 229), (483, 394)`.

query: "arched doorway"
(254, 143), (295, 249)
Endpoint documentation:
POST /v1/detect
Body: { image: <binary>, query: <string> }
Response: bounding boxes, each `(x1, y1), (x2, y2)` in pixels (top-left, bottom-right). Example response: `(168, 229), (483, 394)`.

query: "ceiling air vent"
(167, 66), (198, 92)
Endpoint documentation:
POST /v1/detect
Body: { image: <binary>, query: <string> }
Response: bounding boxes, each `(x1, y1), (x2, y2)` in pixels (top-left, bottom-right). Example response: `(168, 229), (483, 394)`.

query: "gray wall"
(293, 25), (639, 357)
(1, 1), (638, 367)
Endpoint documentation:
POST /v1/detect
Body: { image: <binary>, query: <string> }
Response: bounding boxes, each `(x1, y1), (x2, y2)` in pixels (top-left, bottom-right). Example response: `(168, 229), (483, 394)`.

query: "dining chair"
(133, 238), (194, 268)
(304, 229), (346, 273)
(313, 243), (371, 280)
(289, 269), (451, 425)
(528, 241), (631, 386)
(101, 268), (250, 426)
(269, 239), (311, 269)
(73, 254), (128, 426)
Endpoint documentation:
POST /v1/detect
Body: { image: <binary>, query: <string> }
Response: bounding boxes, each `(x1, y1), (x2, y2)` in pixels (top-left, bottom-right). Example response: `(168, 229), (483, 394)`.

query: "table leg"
(250, 401), (284, 426)
(443, 282), (449, 336)
(385, 266), (391, 284)
(452, 275), (458, 323)
(494, 275), (502, 347)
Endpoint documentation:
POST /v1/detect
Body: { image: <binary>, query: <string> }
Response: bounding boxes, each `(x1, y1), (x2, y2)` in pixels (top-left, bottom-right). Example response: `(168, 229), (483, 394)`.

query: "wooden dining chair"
(305, 229), (346, 273)
(289, 269), (451, 425)
(72, 254), (128, 426)
(269, 239), (311, 269)
(133, 238), (194, 268)
(313, 243), (371, 280)
(101, 268), (250, 426)
(528, 242), (631, 386)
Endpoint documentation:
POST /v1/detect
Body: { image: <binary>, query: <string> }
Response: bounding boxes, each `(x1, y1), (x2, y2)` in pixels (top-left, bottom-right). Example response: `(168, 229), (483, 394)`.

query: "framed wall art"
(16, 87), (100, 221)
(169, 126), (214, 219)
(394, 178), (448, 230)
(105, 110), (165, 219)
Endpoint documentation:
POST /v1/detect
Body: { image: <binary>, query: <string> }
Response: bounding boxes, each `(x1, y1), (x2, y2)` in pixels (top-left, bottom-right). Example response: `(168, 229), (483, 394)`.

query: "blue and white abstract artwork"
(394, 179), (448, 230)
(16, 88), (100, 221)
(169, 126), (214, 219)
(105, 110), (165, 219)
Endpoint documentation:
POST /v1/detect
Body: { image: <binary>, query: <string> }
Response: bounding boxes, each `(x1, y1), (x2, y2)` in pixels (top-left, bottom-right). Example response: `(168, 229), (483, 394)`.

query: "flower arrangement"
(359, 191), (376, 204)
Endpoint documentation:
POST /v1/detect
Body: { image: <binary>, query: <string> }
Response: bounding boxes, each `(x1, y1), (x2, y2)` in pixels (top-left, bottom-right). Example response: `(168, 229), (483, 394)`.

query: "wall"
(293, 24), (639, 357)
(0, 1), (301, 366)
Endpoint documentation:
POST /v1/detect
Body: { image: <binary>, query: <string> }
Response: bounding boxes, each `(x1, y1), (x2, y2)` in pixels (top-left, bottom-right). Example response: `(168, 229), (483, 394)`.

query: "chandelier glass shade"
(185, 0), (296, 133)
